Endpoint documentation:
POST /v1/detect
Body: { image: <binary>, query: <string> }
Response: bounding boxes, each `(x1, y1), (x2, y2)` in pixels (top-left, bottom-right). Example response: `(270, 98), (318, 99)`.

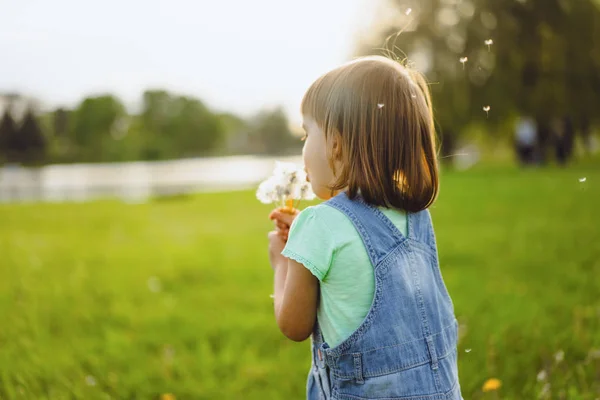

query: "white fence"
(0, 155), (302, 203)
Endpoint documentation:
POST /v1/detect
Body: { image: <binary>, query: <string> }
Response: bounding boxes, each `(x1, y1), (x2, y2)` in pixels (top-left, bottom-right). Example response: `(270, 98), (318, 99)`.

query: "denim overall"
(307, 192), (461, 400)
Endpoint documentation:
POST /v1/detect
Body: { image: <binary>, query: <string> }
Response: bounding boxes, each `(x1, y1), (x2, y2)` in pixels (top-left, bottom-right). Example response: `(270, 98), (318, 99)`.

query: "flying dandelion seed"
(483, 106), (491, 118)
(465, 348), (472, 353)
(579, 177), (587, 183)
(269, 294), (275, 299)
(411, 93), (417, 98)
(460, 57), (468, 69)
(485, 39), (494, 51)
(377, 103), (385, 109)
(405, 8), (412, 15)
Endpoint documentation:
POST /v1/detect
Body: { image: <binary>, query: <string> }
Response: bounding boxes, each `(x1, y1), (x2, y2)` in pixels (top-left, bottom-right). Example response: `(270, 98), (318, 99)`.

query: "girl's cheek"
(302, 144), (310, 173)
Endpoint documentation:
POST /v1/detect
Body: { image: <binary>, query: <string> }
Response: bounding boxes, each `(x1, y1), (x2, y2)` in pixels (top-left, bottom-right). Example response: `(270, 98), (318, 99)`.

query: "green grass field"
(1, 164), (599, 399)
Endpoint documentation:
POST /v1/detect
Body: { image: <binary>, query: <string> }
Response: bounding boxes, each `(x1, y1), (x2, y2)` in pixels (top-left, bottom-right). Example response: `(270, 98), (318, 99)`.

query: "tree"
(53, 108), (70, 138)
(218, 112), (250, 155)
(44, 108), (73, 163)
(139, 90), (226, 159)
(0, 110), (18, 163)
(359, 0), (600, 162)
(18, 109), (46, 164)
(247, 107), (298, 155)
(0, 108), (47, 165)
(70, 95), (127, 161)
(166, 96), (225, 157)
(138, 90), (175, 160)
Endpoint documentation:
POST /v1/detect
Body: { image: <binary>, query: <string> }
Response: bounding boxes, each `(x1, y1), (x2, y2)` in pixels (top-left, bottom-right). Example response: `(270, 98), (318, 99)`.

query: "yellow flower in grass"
(160, 394), (176, 400)
(482, 378), (502, 392)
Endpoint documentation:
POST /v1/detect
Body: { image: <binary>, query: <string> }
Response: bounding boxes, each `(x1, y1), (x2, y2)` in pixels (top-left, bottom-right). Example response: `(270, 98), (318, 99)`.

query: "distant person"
(515, 117), (537, 165)
(267, 56), (461, 399)
(554, 117), (574, 166)
(579, 117), (593, 154)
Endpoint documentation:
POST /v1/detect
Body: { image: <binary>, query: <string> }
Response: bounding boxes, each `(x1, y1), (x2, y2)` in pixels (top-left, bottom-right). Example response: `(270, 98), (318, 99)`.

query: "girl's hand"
(269, 208), (299, 241)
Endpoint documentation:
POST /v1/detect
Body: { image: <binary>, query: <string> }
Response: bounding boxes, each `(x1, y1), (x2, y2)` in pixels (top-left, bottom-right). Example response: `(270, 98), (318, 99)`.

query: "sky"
(0, 0), (380, 124)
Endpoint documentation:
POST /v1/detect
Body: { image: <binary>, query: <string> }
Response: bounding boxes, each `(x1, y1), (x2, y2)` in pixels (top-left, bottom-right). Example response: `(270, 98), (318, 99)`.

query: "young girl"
(267, 55), (461, 399)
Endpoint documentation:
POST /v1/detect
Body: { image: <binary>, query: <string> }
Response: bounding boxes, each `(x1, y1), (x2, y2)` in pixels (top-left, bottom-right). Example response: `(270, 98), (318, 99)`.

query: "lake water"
(0, 155), (303, 203)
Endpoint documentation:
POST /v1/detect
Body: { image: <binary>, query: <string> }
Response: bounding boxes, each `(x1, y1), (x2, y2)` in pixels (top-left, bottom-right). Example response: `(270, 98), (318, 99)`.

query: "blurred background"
(0, 0), (599, 399)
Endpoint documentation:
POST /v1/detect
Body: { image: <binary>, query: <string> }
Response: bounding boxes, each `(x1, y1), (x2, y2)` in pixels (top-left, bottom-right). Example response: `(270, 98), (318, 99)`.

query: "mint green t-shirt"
(281, 203), (407, 347)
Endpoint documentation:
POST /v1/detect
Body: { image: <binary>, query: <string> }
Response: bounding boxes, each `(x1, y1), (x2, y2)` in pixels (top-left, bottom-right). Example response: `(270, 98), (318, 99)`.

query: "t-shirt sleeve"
(281, 206), (336, 281)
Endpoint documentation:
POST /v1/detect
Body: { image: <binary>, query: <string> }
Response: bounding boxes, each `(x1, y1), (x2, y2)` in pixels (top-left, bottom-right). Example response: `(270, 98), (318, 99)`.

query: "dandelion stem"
(285, 198), (294, 212)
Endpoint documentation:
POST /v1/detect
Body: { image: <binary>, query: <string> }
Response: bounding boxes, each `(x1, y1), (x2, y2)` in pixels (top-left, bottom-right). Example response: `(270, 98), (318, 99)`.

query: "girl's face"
(301, 116), (340, 200)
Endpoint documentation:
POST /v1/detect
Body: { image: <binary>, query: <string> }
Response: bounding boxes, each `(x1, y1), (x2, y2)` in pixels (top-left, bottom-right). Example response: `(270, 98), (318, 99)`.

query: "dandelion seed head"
(298, 182), (316, 201)
(554, 350), (564, 363)
(288, 171), (298, 184)
(588, 348), (600, 360)
(537, 370), (547, 382)
(540, 383), (551, 399)
(147, 276), (162, 293)
(163, 345), (175, 361)
(257, 162), (314, 205)
(273, 161), (298, 178)
(85, 375), (97, 386)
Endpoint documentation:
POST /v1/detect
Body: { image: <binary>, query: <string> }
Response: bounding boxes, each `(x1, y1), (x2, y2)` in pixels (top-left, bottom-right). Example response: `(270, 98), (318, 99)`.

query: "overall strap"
(405, 207), (437, 251)
(325, 192), (408, 268)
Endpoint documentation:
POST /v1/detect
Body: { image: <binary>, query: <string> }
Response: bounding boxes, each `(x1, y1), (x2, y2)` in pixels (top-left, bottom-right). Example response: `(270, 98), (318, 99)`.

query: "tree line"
(3, 0), (599, 167)
(0, 90), (301, 166)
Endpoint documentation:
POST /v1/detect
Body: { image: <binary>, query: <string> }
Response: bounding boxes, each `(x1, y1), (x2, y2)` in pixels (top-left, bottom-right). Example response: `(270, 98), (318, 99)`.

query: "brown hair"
(301, 55), (439, 213)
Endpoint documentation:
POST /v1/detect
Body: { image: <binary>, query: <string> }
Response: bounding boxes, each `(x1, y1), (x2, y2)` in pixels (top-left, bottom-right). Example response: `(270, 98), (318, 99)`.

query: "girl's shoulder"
(290, 203), (357, 247)
(298, 202), (408, 239)
(297, 203), (353, 229)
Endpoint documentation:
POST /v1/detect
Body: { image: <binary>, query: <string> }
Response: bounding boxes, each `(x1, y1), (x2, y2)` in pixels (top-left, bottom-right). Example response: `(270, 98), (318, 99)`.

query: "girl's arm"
(268, 232), (319, 342)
